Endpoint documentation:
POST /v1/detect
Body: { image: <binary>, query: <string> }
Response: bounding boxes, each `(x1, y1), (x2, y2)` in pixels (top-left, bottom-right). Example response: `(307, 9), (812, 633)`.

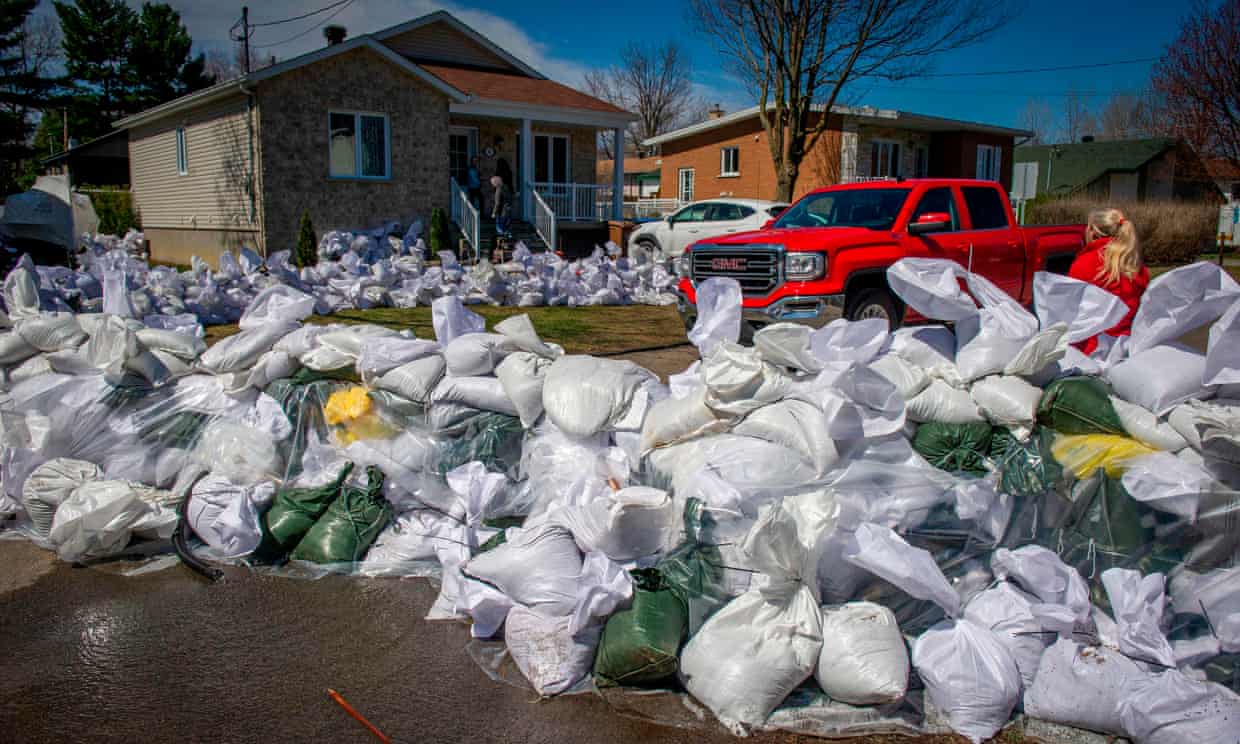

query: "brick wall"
(257, 48), (450, 252)
(930, 131), (1015, 190)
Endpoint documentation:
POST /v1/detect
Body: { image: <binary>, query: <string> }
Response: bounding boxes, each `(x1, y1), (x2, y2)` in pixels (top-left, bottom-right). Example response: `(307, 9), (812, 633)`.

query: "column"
(612, 127), (625, 221)
(520, 118), (533, 221)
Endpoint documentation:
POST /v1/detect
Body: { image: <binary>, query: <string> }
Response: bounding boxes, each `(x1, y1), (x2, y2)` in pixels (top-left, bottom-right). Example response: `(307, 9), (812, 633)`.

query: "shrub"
(1026, 196), (1219, 265)
(295, 211), (316, 268)
(429, 207), (448, 254)
(85, 187), (140, 235)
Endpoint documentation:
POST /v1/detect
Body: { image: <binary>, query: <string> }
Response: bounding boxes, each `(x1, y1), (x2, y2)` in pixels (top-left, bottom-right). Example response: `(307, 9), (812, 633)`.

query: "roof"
(1014, 137), (1177, 195)
(1205, 158), (1240, 181)
(40, 128), (129, 166)
(419, 64), (627, 115)
(642, 104), (1032, 147)
(597, 156), (663, 180)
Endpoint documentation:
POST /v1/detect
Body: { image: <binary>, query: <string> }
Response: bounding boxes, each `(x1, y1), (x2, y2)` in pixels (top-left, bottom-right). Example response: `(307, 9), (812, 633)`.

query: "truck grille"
(691, 247), (780, 295)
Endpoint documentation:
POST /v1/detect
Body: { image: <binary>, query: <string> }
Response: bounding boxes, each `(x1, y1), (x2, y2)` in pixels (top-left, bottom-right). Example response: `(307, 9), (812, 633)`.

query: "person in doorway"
(1069, 207), (1149, 355)
(491, 175), (513, 237)
(466, 157), (482, 209)
(495, 157), (513, 191)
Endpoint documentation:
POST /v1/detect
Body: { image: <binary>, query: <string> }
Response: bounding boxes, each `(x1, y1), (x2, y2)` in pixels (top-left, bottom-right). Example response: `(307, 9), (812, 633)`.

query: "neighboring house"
(597, 155), (661, 199)
(112, 11), (635, 265)
(641, 105), (1028, 204)
(41, 129), (130, 188)
(1013, 137), (1219, 202)
(1205, 158), (1240, 203)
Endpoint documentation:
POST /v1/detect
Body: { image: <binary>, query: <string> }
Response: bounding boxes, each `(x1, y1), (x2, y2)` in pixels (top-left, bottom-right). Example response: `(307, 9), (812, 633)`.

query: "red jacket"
(1068, 237), (1149, 355)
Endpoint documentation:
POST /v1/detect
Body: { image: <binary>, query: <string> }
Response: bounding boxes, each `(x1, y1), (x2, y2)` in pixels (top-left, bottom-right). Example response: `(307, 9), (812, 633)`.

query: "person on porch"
(466, 157), (482, 209)
(491, 175), (513, 238)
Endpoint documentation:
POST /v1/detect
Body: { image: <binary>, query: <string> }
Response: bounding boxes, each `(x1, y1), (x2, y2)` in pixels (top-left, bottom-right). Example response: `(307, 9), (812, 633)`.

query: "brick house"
(113, 11), (635, 265)
(641, 105), (1028, 205)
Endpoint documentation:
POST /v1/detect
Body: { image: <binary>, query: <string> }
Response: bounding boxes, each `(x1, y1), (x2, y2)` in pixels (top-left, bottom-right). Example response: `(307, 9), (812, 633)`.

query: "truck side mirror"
(908, 212), (952, 235)
(761, 219), (775, 230)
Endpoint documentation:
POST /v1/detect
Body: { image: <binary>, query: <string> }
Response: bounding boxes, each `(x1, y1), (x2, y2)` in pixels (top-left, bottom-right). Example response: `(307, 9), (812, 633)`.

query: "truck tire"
(846, 288), (902, 330)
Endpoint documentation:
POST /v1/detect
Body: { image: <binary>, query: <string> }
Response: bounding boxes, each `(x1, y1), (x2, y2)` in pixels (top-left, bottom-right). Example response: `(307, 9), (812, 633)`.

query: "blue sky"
(35, 0), (1189, 135)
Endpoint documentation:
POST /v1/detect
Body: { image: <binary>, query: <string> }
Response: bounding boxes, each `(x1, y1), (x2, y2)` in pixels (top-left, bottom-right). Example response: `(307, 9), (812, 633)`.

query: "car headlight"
(675, 255), (691, 278)
(785, 253), (825, 281)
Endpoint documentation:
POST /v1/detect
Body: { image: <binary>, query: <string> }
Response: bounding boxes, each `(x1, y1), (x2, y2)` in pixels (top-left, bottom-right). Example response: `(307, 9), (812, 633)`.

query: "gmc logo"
(711, 257), (747, 271)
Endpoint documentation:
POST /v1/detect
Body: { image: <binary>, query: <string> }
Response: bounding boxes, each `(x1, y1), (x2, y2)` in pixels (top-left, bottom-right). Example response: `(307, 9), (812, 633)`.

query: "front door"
(448, 126), (477, 192)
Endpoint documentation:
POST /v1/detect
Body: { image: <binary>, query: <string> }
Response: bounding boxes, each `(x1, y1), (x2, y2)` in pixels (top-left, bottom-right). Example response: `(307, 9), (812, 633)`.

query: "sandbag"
(542, 355), (652, 438)
(687, 277), (741, 355)
(639, 387), (726, 452)
(1023, 638), (1151, 736)
(884, 325), (959, 381)
(198, 321), (297, 375)
(21, 457), (103, 537)
(1109, 396), (1188, 451)
(700, 342), (791, 417)
(594, 568), (688, 687)
(504, 605), (601, 696)
(753, 323), (820, 374)
(290, 465), (391, 564)
(136, 327), (207, 360)
(355, 336), (440, 382)
(1037, 376), (1126, 435)
(814, 601), (908, 705)
(358, 510), (455, 577)
(0, 331), (38, 365)
(1109, 344), (1214, 415)
(47, 480), (172, 562)
(868, 353), (930, 400)
(494, 313), (559, 359)
(1128, 261), (1240, 354)
(239, 285), (316, 330)
(260, 464), (353, 556)
(732, 399), (839, 476)
(961, 581), (1051, 690)
(970, 375), (1041, 432)
(991, 545), (1091, 626)
(430, 295), (485, 345)
(1167, 399), (1240, 464)
(906, 379), (984, 424)
(1101, 567), (1176, 668)
(1051, 433), (1156, 479)
(555, 486), (678, 561)
(464, 523), (584, 615)
(494, 351), (550, 427)
(430, 375), (518, 417)
(1033, 270), (1129, 344)
(1119, 670), (1240, 744)
(186, 476), (276, 559)
(912, 421), (994, 475)
(15, 313), (86, 352)
(1121, 451), (1219, 520)
(191, 419), (285, 485)
(443, 332), (517, 377)
(374, 354), (445, 405)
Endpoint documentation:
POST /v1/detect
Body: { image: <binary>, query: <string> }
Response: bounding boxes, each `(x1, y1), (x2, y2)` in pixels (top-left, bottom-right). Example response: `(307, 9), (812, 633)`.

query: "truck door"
(907, 186), (968, 266)
(958, 185), (1026, 299)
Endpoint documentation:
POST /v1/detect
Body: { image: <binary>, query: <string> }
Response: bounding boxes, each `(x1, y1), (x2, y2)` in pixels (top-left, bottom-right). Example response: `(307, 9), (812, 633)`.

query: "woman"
(466, 156), (482, 209)
(491, 175), (512, 236)
(1068, 207), (1149, 355)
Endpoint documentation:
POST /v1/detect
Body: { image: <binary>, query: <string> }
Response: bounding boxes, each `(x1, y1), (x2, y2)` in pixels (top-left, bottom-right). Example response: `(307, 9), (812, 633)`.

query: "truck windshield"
(774, 188), (910, 230)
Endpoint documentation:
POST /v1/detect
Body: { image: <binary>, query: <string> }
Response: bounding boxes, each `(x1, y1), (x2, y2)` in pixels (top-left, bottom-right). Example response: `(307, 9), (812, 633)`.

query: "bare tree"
(1152, 0), (1240, 169)
(1018, 99), (1055, 144)
(203, 44), (265, 82)
(584, 40), (699, 159)
(689, 0), (1009, 201)
(1096, 93), (1157, 140)
(1062, 89), (1096, 143)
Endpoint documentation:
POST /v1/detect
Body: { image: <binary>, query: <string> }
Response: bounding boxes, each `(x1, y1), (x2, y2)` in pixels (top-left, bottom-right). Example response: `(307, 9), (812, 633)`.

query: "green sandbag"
(290, 466), (392, 564)
(913, 422), (995, 475)
(658, 541), (731, 634)
(432, 412), (524, 477)
(260, 463), (354, 557)
(594, 568), (687, 688)
(1037, 376), (1126, 435)
(993, 427), (1067, 498)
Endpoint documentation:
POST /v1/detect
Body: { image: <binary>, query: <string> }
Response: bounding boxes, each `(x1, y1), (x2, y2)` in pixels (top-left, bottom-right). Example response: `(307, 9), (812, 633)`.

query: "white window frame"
(870, 139), (902, 178)
(175, 126), (188, 176)
(678, 167), (695, 203)
(532, 132), (571, 184)
(976, 144), (1002, 182)
(328, 110), (392, 180)
(720, 146), (739, 177)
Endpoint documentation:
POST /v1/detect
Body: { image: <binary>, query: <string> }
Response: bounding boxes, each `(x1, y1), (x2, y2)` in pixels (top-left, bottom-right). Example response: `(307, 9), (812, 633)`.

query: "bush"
(85, 187), (140, 235)
(429, 207), (447, 254)
(1026, 197), (1219, 265)
(295, 211), (316, 268)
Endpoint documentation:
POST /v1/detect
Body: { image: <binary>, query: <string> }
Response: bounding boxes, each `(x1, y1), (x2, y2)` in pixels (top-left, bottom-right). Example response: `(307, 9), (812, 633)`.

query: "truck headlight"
(675, 255), (691, 278)
(785, 253), (825, 281)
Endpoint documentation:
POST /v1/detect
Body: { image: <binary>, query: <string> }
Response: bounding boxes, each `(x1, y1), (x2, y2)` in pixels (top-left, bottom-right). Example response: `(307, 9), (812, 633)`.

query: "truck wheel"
(846, 288), (901, 330)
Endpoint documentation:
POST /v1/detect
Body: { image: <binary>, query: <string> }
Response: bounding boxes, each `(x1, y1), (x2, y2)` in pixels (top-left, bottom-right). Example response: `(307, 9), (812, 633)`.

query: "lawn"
(206, 303), (690, 355)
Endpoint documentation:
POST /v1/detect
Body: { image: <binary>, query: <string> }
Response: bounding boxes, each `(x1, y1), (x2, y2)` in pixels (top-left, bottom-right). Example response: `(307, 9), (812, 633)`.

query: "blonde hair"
(1086, 207), (1141, 285)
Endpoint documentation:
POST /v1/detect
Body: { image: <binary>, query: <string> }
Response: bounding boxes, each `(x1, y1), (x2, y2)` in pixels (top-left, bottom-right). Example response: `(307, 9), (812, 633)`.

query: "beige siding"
(129, 95), (259, 236)
(381, 21), (515, 70)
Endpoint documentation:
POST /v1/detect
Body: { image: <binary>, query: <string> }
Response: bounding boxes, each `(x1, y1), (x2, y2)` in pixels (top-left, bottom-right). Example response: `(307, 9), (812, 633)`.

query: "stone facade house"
(114, 11), (635, 265)
(641, 105), (1029, 205)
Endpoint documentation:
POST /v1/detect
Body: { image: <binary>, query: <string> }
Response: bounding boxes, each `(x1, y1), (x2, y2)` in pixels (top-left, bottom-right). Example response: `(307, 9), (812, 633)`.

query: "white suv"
(629, 198), (788, 258)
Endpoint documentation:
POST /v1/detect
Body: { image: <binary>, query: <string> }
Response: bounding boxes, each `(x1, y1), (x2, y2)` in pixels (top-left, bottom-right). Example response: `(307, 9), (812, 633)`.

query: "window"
(767, 205), (788, 218)
(175, 127), (188, 176)
(775, 188), (910, 230)
(707, 203), (745, 221)
(720, 146), (739, 176)
(672, 203), (707, 223)
(329, 111), (389, 179)
(870, 140), (901, 178)
(976, 144), (1002, 182)
(911, 187), (959, 230)
(678, 168), (695, 203)
(962, 186), (1009, 230)
(915, 146), (929, 178)
(533, 133), (569, 183)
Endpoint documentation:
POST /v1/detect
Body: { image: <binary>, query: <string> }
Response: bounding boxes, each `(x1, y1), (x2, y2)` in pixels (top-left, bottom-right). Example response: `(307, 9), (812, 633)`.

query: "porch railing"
(449, 179), (480, 261)
(531, 189), (557, 252)
(630, 198), (683, 219)
(530, 182), (613, 222)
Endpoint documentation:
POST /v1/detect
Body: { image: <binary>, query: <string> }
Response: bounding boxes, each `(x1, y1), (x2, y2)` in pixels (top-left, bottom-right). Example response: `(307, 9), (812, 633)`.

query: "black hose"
(172, 489), (224, 582)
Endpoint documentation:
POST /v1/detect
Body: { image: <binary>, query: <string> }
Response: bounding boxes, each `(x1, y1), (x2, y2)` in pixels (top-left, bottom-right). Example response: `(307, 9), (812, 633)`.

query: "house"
(1013, 137), (1220, 202)
(640, 104), (1029, 204)
(596, 155), (661, 200)
(40, 129), (130, 189)
(1205, 158), (1240, 203)
(112, 11), (635, 265)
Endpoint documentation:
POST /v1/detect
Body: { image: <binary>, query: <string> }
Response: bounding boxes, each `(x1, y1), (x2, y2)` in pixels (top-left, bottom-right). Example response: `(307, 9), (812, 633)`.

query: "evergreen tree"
(129, 3), (212, 110)
(295, 211), (316, 268)
(54, 0), (133, 141)
(0, 0), (48, 194)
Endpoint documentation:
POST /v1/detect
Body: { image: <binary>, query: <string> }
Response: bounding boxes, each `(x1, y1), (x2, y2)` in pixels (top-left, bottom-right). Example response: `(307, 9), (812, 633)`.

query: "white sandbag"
(191, 420), (284, 485)
(554, 485), (677, 561)
(464, 523), (584, 615)
(1129, 261), (1240, 354)
(814, 601), (909, 705)
(135, 327), (206, 360)
(494, 313), (559, 359)
(1121, 452), (1218, 520)
(504, 605), (601, 696)
(1109, 344), (1214, 415)
(0, 331), (38, 365)
(678, 503), (823, 734)
(494, 352), (551, 427)
(542, 355), (652, 438)
(356, 336), (440, 382)
(198, 321), (297, 375)
(1109, 396), (1188, 451)
(1023, 638), (1151, 736)
(906, 379), (984, 424)
(687, 277), (741, 355)
(639, 386), (726, 452)
(1167, 399), (1240, 464)
(241, 350), (299, 392)
(273, 325), (325, 358)
(8, 353), (52, 384)
(358, 511), (456, 577)
(886, 258), (977, 321)
(700, 341), (791, 416)
(732, 399), (839, 476)
(884, 325), (958, 377)
(3, 257), (40, 319)
(869, 353), (930, 400)
(14, 313), (86, 352)
(374, 354), (445, 405)
(430, 375), (517, 417)
(47, 480), (169, 562)
(970, 375), (1041, 431)
(1101, 567), (1176, 668)
(754, 322), (820, 374)
(431, 295), (485, 345)
(298, 343), (354, 372)
(143, 313), (203, 338)
(317, 324), (399, 358)
(991, 546), (1091, 626)
(1003, 323), (1068, 378)
(961, 581), (1051, 690)
(21, 457), (103, 537)
(1033, 271), (1129, 344)
(809, 317), (887, 366)
(1204, 297), (1240, 386)
(443, 332), (517, 377)
(954, 272), (1040, 383)
(239, 285), (316, 330)
(186, 476), (276, 559)
(1168, 567), (1240, 654)
(1119, 670), (1240, 744)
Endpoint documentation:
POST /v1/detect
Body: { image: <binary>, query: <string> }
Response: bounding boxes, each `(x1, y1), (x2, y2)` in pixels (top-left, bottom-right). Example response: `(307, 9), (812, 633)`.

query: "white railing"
(449, 180), (480, 261)
(630, 198), (683, 219)
(531, 182), (613, 222)
(531, 189), (556, 252)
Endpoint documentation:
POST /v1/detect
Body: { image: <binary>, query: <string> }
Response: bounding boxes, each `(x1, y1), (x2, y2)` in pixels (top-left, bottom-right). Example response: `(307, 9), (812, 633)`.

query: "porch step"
(477, 219), (548, 253)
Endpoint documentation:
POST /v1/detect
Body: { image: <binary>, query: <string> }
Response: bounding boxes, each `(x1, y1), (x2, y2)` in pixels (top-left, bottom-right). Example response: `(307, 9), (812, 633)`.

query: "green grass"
(205, 303), (689, 355)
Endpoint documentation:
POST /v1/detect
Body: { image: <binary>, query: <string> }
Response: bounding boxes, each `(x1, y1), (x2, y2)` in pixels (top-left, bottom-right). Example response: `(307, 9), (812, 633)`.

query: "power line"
(251, 0), (356, 50)
(250, 0), (353, 28)
(919, 57), (1159, 78)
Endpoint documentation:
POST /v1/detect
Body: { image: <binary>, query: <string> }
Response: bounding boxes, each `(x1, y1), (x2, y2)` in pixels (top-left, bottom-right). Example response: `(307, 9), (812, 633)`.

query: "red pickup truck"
(676, 179), (1086, 331)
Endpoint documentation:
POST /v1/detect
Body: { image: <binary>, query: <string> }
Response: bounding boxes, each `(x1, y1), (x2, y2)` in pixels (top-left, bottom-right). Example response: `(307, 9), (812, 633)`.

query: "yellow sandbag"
(323, 386), (397, 444)
(1051, 433), (1157, 479)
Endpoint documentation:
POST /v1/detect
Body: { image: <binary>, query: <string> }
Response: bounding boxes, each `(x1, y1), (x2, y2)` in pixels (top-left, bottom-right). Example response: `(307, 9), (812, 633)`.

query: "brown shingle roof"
(417, 63), (629, 115)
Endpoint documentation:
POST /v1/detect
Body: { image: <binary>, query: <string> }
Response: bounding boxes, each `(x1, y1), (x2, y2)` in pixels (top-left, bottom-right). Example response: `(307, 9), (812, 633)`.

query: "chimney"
(324, 25), (347, 46)
(1081, 135), (1095, 143)
(707, 104), (725, 120)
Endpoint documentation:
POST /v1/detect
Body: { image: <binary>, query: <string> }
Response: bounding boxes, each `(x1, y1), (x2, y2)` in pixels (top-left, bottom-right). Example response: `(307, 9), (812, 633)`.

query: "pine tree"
(0, 0), (48, 194)
(295, 211), (317, 268)
(129, 3), (213, 111)
(429, 208), (447, 254)
(54, 0), (134, 142)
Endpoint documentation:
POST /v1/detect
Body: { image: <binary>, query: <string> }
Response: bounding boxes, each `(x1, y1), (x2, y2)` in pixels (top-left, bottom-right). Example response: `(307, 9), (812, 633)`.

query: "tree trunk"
(776, 161), (800, 203)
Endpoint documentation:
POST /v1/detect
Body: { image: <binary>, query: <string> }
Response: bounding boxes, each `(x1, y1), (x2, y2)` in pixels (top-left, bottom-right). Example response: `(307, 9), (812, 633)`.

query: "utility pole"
(62, 107), (68, 152)
(242, 7), (250, 74)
